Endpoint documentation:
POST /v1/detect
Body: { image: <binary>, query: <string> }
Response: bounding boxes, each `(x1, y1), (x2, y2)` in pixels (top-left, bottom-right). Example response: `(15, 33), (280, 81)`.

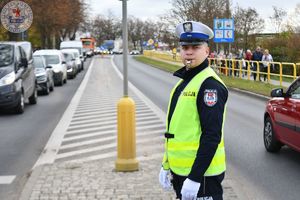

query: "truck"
(80, 37), (96, 57)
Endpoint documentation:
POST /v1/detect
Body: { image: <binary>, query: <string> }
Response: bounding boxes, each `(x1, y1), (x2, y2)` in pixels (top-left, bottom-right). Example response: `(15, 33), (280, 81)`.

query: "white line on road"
(32, 58), (95, 168)
(0, 176), (16, 184)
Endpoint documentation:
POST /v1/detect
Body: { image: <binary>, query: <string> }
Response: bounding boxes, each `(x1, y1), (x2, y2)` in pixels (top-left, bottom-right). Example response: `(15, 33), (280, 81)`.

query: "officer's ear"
(205, 46), (210, 57)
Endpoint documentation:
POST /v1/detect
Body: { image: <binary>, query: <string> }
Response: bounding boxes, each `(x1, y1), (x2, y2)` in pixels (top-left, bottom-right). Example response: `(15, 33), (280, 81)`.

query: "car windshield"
(74, 52), (79, 58)
(20, 43), (32, 60)
(0, 44), (14, 67)
(43, 55), (60, 65)
(63, 53), (72, 62)
(74, 48), (82, 54)
(33, 56), (45, 68)
(82, 41), (91, 45)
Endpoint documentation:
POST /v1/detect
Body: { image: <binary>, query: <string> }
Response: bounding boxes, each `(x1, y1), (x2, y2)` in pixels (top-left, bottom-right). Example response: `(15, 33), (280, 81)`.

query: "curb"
(228, 87), (270, 101)
(18, 165), (44, 200)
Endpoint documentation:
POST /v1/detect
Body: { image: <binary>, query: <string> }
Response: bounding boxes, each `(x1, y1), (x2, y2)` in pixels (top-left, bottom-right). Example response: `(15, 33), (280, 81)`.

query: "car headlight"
(53, 69), (60, 73)
(0, 71), (15, 87)
(36, 72), (47, 77)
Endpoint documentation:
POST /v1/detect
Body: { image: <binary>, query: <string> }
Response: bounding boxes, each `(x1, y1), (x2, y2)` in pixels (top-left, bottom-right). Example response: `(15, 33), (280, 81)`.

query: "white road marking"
(0, 176), (16, 184)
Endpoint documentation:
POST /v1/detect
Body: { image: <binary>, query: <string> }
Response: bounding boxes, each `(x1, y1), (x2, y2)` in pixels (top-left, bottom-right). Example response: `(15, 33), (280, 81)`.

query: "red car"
(264, 79), (300, 152)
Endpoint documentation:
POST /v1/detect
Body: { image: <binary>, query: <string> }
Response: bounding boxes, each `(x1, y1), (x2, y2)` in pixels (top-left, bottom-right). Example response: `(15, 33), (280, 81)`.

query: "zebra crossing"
(38, 56), (167, 165)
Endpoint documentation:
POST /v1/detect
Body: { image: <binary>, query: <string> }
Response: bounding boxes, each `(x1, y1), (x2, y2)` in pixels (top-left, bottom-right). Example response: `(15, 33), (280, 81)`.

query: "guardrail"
(143, 50), (298, 86)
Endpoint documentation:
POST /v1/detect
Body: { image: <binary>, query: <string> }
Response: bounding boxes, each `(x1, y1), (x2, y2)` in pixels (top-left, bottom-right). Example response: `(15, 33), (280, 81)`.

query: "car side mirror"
(62, 61), (66, 64)
(71, 58), (75, 61)
(271, 88), (284, 97)
(21, 58), (28, 68)
(46, 65), (52, 69)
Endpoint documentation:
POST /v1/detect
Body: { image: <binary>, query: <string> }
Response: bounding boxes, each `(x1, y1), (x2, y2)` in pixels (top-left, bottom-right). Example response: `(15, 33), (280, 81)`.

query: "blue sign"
(213, 19), (234, 43)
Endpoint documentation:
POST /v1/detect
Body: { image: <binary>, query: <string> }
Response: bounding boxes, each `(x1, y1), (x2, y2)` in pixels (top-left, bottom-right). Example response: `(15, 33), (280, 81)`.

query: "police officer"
(159, 21), (228, 200)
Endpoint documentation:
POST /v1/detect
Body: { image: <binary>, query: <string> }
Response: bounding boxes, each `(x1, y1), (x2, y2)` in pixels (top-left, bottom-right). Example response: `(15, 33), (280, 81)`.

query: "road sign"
(147, 39), (154, 46)
(213, 18), (234, 43)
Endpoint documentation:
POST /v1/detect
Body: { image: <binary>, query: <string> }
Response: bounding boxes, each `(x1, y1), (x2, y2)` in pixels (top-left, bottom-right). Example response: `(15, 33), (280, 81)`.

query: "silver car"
(33, 55), (54, 95)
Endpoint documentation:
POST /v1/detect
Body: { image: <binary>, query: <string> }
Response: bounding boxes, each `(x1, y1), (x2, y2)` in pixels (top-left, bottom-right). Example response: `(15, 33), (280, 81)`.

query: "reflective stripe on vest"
(165, 66), (227, 176)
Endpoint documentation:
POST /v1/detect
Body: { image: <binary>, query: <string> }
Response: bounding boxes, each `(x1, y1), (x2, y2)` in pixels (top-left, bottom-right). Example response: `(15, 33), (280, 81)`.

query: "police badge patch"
(1, 0), (33, 33)
(204, 89), (218, 107)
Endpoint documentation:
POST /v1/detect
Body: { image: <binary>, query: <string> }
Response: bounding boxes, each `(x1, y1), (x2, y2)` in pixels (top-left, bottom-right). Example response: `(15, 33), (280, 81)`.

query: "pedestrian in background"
(244, 49), (252, 77)
(261, 49), (273, 81)
(159, 21), (228, 200)
(252, 46), (263, 81)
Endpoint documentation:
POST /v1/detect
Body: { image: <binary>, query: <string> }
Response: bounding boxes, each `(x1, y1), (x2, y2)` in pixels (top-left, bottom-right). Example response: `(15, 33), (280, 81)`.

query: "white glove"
(159, 167), (172, 190)
(181, 178), (201, 200)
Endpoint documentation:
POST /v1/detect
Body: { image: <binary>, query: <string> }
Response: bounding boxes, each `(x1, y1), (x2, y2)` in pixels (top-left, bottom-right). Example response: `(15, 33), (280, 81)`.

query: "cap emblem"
(183, 22), (193, 32)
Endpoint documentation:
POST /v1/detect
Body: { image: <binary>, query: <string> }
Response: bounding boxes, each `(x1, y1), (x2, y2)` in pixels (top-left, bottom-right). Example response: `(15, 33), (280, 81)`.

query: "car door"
(14, 46), (26, 93)
(19, 46), (32, 98)
(273, 94), (295, 144)
(286, 80), (300, 149)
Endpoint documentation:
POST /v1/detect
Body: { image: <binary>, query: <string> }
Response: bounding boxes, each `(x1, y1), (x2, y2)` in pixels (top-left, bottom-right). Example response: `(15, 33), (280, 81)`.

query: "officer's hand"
(181, 178), (201, 200)
(159, 167), (172, 190)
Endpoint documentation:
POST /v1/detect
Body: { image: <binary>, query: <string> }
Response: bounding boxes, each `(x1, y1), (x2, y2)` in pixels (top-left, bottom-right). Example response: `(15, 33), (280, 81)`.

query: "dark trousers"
(171, 171), (225, 200)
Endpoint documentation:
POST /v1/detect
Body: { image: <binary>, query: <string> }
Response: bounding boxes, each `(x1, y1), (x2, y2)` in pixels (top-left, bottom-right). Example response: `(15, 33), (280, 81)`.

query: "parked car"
(129, 50), (140, 55)
(61, 48), (82, 72)
(0, 41), (37, 114)
(60, 41), (85, 62)
(33, 50), (67, 86)
(33, 55), (54, 95)
(61, 50), (77, 79)
(264, 78), (300, 153)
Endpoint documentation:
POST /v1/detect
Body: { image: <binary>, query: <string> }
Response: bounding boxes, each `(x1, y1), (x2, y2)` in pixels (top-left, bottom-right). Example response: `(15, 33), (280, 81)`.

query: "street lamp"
(115, 0), (139, 172)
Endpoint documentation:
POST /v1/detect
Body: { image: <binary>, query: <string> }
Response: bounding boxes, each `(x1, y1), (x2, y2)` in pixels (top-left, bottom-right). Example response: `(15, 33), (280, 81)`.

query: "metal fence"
(143, 50), (299, 86)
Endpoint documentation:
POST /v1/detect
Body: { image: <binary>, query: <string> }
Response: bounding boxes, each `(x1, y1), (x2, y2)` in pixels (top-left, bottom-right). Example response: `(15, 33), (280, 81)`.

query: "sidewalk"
(19, 55), (241, 200)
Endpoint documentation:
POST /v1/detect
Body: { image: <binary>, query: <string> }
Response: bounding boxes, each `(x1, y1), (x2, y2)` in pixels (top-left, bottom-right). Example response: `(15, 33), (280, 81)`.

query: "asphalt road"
(0, 58), (92, 200)
(114, 55), (300, 200)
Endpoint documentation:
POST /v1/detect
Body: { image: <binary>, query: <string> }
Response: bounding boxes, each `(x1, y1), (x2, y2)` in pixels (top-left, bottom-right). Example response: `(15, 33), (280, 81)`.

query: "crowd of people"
(209, 46), (274, 81)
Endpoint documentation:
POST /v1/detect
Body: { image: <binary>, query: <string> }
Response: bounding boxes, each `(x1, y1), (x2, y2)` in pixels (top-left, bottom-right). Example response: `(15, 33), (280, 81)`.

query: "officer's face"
(180, 43), (209, 69)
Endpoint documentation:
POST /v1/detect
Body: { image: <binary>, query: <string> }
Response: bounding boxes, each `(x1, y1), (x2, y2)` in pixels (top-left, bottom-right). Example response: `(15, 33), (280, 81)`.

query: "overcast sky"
(87, 0), (299, 32)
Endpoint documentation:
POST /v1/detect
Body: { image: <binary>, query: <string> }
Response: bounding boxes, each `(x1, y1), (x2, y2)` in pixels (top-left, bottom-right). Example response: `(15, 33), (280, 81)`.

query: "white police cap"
(175, 21), (214, 45)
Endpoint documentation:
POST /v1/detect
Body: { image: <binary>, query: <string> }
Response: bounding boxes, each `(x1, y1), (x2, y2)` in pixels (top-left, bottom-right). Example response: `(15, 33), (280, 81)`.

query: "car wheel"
(264, 117), (282, 152)
(15, 92), (25, 114)
(58, 77), (64, 86)
(29, 86), (38, 104)
(44, 83), (50, 95)
(50, 81), (54, 91)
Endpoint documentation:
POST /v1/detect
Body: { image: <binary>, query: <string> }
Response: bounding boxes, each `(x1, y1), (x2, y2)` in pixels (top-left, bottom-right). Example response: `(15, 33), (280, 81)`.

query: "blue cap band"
(180, 32), (209, 42)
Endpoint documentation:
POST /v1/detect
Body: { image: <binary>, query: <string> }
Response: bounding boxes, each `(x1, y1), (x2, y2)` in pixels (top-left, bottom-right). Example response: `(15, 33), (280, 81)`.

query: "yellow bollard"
(115, 97), (139, 171)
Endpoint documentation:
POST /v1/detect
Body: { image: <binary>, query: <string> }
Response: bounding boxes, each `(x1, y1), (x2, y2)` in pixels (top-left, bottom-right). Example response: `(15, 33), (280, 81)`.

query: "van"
(60, 41), (85, 63)
(0, 41), (37, 114)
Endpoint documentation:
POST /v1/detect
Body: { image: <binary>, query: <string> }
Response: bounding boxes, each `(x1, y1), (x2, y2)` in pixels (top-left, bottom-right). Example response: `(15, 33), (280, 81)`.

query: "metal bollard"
(115, 97), (139, 171)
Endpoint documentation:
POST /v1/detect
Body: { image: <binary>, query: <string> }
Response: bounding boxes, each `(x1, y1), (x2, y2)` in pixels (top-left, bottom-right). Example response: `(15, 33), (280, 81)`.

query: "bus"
(80, 37), (96, 57)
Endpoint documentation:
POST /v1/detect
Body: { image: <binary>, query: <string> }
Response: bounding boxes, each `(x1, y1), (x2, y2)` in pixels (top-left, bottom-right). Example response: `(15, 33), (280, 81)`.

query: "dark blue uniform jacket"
(167, 58), (228, 182)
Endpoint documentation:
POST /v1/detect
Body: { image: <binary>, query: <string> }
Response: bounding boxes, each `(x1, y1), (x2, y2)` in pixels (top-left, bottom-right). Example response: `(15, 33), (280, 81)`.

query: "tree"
(128, 17), (144, 50)
(28, 0), (86, 48)
(233, 6), (264, 50)
(92, 14), (121, 46)
(288, 3), (300, 33)
(269, 6), (287, 33)
(169, 0), (231, 29)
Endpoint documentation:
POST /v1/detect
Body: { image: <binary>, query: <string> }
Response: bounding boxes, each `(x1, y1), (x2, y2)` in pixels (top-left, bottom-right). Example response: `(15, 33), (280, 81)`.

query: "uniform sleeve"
(188, 77), (228, 182)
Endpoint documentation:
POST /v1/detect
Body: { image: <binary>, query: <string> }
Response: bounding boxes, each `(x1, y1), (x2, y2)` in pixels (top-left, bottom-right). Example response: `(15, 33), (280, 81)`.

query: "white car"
(61, 48), (83, 71)
(60, 41), (85, 63)
(33, 50), (67, 86)
(130, 50), (140, 55)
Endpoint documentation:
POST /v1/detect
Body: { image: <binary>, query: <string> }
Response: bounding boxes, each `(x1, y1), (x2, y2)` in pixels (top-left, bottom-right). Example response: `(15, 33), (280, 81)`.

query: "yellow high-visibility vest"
(162, 67), (227, 176)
